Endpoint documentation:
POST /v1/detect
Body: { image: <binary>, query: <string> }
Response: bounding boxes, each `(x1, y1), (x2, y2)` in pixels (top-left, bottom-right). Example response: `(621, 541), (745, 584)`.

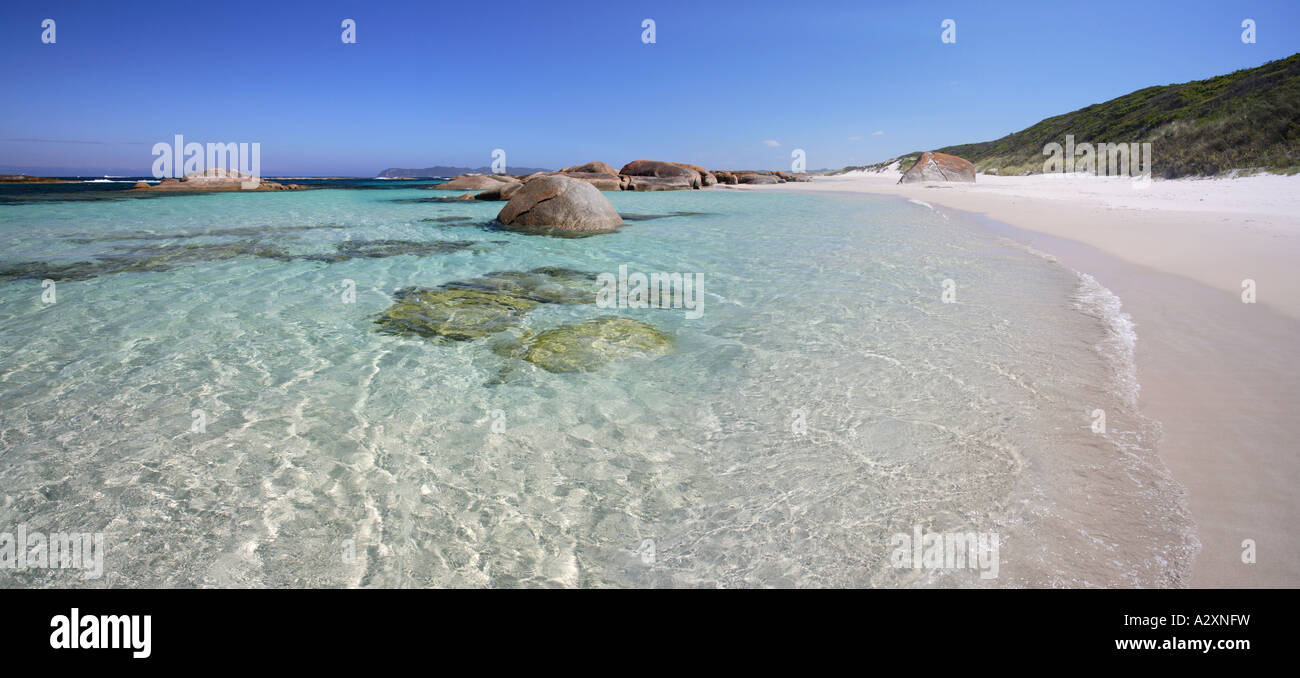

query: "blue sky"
(2, 0), (1298, 175)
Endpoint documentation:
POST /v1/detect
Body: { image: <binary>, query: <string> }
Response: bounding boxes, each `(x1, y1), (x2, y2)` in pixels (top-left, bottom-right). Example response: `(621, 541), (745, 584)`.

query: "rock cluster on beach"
(425, 159), (817, 234)
(435, 159), (812, 198)
(898, 152), (976, 184)
(130, 169), (307, 192)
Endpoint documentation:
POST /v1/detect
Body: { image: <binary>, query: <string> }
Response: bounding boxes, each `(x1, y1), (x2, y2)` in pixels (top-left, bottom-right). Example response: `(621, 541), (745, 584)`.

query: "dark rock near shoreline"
(619, 160), (701, 190)
(625, 175), (697, 191)
(735, 172), (781, 184)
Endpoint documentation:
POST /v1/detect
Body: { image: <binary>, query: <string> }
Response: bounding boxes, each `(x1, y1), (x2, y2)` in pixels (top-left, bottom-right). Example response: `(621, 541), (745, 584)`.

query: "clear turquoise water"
(0, 186), (1196, 587)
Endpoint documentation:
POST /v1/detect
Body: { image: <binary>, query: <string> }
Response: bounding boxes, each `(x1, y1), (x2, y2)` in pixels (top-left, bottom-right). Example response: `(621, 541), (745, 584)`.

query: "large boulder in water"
(374, 287), (538, 342)
(496, 175), (624, 235)
(898, 152), (976, 184)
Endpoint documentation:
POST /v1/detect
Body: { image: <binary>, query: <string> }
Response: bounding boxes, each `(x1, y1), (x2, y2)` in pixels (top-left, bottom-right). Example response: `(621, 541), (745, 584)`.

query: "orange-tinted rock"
(898, 152), (976, 184)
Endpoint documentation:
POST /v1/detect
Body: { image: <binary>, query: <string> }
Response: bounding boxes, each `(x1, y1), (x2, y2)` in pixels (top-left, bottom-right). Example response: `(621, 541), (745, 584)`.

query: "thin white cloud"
(762, 140), (781, 147)
(872, 131), (884, 136)
(847, 135), (862, 141)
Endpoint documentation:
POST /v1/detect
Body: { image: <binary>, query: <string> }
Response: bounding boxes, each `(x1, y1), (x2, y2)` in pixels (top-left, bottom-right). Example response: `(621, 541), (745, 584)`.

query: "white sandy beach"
(739, 170), (1300, 587)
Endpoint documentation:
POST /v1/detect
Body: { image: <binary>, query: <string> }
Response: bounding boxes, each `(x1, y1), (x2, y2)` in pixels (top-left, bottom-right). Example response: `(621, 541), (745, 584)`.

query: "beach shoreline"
(738, 172), (1300, 587)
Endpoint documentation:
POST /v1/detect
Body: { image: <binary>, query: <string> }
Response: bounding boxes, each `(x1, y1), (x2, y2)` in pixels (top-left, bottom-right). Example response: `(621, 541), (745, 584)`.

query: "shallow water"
(0, 185), (1195, 587)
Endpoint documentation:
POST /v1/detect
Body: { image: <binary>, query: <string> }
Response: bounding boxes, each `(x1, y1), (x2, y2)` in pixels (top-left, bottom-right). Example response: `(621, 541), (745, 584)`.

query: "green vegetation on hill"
(840, 53), (1300, 178)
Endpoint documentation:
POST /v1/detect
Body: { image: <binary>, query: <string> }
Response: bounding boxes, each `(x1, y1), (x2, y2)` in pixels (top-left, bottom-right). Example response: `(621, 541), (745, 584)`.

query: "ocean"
(0, 180), (1196, 587)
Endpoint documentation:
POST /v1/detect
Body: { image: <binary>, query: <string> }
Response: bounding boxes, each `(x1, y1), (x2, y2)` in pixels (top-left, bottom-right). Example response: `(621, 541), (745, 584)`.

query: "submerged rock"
(62, 223), (346, 244)
(0, 238), (480, 282)
(441, 266), (597, 304)
(392, 194), (477, 203)
(504, 316), (673, 373)
(618, 211), (709, 221)
(420, 216), (475, 223)
(375, 287), (538, 342)
(373, 267), (599, 342)
(301, 239), (478, 262)
(0, 241), (296, 281)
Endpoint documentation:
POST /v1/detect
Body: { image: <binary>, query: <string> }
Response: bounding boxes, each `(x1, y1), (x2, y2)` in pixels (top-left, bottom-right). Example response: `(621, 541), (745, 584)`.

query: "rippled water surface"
(0, 185), (1196, 587)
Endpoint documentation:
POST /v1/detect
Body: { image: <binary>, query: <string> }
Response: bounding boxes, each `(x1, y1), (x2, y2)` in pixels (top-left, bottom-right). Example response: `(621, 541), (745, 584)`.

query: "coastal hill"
(377, 165), (551, 179)
(843, 53), (1300, 178)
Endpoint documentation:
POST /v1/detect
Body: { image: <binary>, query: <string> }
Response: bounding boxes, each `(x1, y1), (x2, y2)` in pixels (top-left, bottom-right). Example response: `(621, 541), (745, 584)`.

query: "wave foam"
(1071, 273), (1140, 409)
